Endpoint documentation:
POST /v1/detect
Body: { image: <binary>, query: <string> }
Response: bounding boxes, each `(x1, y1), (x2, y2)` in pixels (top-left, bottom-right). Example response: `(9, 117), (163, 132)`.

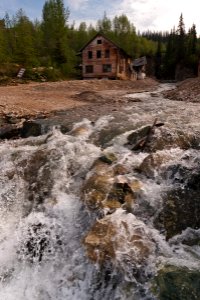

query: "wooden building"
(79, 33), (133, 80)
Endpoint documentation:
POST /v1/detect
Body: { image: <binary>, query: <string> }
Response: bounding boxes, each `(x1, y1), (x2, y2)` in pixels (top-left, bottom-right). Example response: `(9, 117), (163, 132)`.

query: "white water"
(0, 84), (200, 299)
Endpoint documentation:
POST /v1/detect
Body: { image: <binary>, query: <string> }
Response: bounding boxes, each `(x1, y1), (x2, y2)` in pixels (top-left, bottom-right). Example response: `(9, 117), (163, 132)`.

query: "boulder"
(137, 150), (183, 178)
(126, 125), (152, 148)
(146, 128), (200, 152)
(162, 187), (200, 240)
(126, 125), (200, 153)
(0, 124), (21, 139)
(82, 155), (142, 212)
(84, 209), (155, 267)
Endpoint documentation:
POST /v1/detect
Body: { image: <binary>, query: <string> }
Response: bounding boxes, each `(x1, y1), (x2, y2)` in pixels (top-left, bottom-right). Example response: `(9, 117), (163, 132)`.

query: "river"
(0, 83), (200, 299)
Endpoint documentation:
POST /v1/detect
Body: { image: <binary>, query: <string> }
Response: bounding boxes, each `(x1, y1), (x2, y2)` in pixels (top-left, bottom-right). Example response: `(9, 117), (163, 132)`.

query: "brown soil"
(163, 77), (200, 102)
(0, 78), (158, 119)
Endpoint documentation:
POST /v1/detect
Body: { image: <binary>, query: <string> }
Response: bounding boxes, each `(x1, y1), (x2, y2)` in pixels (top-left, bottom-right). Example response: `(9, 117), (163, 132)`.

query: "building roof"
(79, 32), (131, 58)
(132, 56), (147, 67)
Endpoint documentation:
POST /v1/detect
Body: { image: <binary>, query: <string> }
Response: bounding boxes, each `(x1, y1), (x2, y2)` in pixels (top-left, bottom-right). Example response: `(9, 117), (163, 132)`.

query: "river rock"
(0, 124), (21, 139)
(162, 187), (200, 240)
(84, 209), (155, 267)
(146, 127), (199, 152)
(137, 150), (183, 178)
(152, 265), (200, 300)
(82, 156), (141, 212)
(126, 125), (152, 147)
(99, 153), (117, 165)
(21, 117), (71, 138)
(126, 125), (199, 153)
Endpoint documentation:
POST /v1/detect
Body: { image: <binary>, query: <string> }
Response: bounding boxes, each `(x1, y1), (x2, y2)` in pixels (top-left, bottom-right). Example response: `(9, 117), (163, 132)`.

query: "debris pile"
(164, 77), (200, 102)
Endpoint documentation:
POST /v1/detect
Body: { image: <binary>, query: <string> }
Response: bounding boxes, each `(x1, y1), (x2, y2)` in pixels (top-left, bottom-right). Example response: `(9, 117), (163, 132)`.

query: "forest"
(0, 0), (199, 81)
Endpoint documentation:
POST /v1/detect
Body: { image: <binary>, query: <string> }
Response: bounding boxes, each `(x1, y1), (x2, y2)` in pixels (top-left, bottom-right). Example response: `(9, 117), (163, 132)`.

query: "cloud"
(0, 0), (199, 35)
(111, 0), (200, 33)
(66, 0), (89, 10)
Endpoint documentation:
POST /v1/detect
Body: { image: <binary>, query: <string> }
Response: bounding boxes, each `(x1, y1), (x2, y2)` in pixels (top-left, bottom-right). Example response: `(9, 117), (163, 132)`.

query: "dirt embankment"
(0, 78), (158, 120)
(164, 77), (200, 102)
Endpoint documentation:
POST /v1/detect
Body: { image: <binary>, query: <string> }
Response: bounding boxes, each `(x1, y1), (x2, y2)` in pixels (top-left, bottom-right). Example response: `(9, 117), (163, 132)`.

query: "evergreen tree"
(13, 9), (38, 66)
(163, 28), (177, 79)
(97, 12), (112, 34)
(41, 0), (70, 65)
(176, 13), (186, 62)
(0, 19), (7, 63)
(155, 39), (163, 78)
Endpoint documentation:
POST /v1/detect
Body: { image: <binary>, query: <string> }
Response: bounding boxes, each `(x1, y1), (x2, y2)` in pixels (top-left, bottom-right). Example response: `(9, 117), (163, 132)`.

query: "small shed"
(131, 56), (147, 79)
(79, 33), (134, 80)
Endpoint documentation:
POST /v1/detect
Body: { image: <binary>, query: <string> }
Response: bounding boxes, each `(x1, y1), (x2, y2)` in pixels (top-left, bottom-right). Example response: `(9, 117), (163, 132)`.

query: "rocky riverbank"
(0, 78), (158, 139)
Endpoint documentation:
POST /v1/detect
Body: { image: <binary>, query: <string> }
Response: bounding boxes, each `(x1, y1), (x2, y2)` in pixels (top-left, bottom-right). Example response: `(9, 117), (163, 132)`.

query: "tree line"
(0, 0), (199, 81)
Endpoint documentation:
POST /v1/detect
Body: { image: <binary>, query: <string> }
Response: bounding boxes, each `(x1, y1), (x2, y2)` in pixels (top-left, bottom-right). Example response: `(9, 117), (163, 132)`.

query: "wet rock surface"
(152, 266), (200, 300)
(84, 209), (155, 268)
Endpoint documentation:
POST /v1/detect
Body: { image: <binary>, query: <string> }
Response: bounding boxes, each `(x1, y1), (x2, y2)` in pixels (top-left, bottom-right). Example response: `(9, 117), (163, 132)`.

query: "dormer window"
(97, 39), (102, 44)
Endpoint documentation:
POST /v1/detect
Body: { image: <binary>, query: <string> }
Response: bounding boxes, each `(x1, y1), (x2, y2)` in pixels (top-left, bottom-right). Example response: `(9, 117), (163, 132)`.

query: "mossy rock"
(99, 153), (117, 165)
(152, 265), (200, 300)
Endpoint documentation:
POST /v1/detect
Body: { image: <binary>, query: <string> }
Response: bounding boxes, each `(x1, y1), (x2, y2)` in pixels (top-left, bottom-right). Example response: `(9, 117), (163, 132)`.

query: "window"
(97, 50), (102, 58)
(97, 39), (102, 44)
(105, 49), (110, 58)
(103, 64), (112, 73)
(85, 65), (93, 73)
(88, 51), (93, 59)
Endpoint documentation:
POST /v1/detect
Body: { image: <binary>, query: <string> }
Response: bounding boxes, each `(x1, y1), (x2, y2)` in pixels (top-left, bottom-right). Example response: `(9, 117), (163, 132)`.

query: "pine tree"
(41, 0), (70, 65)
(176, 13), (186, 62)
(13, 9), (38, 66)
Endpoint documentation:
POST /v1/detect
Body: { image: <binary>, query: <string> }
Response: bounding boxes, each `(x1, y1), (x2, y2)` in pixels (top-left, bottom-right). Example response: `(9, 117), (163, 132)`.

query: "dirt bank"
(0, 78), (158, 119)
(163, 77), (200, 102)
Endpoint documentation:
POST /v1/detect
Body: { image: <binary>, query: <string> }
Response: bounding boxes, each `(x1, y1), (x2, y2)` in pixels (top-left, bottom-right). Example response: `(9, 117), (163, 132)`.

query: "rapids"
(0, 83), (200, 299)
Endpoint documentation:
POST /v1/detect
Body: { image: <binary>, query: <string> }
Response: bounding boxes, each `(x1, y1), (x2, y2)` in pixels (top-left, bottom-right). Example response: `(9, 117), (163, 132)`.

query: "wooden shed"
(79, 33), (133, 80)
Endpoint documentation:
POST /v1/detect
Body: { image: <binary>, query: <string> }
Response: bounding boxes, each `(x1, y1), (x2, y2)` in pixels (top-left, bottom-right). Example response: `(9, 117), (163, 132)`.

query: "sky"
(0, 0), (200, 35)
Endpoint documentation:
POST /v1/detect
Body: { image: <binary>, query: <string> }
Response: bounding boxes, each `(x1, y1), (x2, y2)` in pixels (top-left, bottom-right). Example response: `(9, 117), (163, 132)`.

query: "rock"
(162, 187), (200, 240)
(150, 154), (200, 239)
(82, 156), (141, 212)
(104, 182), (135, 211)
(126, 125), (199, 153)
(150, 93), (159, 97)
(137, 150), (182, 178)
(5, 114), (19, 124)
(82, 171), (114, 210)
(21, 120), (44, 138)
(126, 125), (152, 147)
(113, 164), (129, 175)
(152, 266), (200, 300)
(0, 124), (21, 139)
(21, 117), (71, 138)
(169, 228), (200, 247)
(84, 209), (155, 267)
(99, 153), (117, 165)
(70, 126), (91, 137)
(146, 128), (200, 152)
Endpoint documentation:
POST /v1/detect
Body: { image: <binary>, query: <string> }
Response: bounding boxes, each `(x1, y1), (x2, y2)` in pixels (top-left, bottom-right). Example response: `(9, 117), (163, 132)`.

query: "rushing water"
(0, 84), (200, 299)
